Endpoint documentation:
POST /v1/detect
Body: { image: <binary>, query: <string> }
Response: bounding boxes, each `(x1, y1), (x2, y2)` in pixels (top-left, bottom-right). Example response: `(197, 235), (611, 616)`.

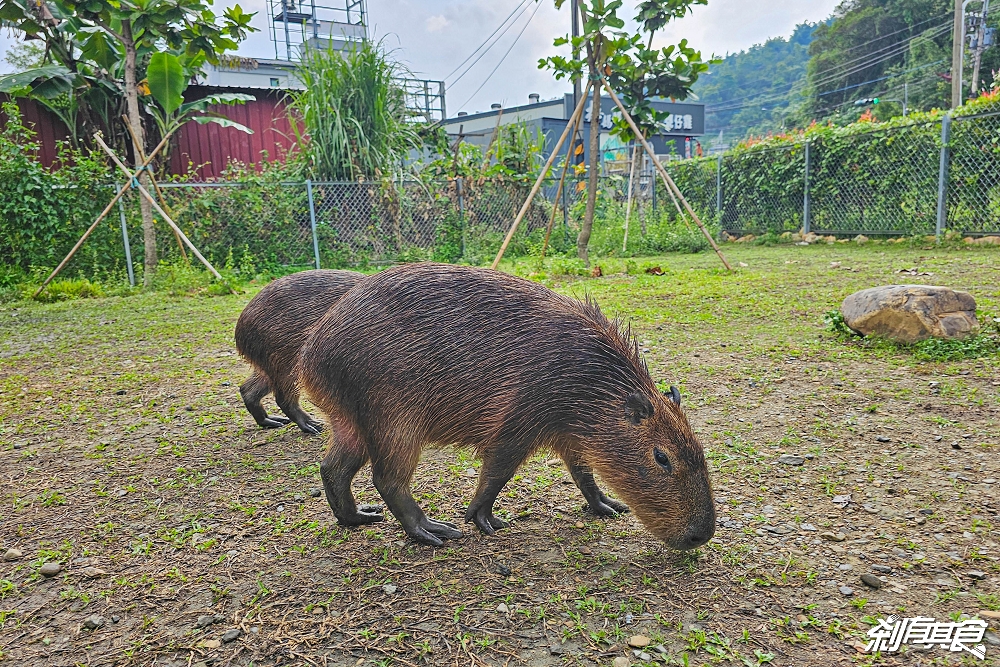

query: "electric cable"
(446, 0), (534, 88)
(443, 0), (532, 82)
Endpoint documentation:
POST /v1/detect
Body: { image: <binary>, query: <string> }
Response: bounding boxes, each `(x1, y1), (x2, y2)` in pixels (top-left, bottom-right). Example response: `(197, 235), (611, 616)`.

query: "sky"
(1, 0), (842, 114)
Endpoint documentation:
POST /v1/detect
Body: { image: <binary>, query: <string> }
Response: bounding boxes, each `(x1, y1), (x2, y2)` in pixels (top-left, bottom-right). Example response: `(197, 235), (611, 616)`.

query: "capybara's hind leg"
(240, 371), (289, 428)
(563, 451), (629, 516)
(321, 425), (383, 527)
(273, 384), (323, 435)
(465, 447), (530, 535)
(370, 451), (463, 547)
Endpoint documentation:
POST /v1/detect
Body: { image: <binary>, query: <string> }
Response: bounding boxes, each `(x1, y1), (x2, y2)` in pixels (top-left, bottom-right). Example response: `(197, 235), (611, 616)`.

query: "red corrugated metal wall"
(2, 89), (297, 178)
(168, 89), (300, 179)
(0, 94), (71, 167)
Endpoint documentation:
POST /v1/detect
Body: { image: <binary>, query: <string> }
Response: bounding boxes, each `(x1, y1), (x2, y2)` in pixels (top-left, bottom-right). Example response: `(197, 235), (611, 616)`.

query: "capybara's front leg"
(240, 371), (289, 428)
(563, 451), (630, 516)
(370, 459), (463, 547)
(465, 449), (528, 535)
(273, 385), (324, 435)
(320, 427), (382, 527)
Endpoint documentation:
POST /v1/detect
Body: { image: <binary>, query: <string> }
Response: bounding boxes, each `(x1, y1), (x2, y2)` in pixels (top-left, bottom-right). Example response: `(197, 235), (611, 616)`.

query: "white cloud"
(425, 14), (450, 33)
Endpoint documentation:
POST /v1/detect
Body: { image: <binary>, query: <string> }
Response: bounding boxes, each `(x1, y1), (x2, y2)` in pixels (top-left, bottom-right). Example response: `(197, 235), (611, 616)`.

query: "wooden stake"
(123, 117), (187, 259)
(622, 143), (638, 253)
(95, 134), (223, 280)
(600, 77), (732, 271)
(491, 80), (592, 270)
(541, 98), (585, 260)
(32, 129), (179, 298)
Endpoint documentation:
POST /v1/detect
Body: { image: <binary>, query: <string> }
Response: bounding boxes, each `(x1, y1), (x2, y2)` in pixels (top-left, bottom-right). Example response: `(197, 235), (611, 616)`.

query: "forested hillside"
(693, 23), (815, 143)
(693, 0), (999, 142)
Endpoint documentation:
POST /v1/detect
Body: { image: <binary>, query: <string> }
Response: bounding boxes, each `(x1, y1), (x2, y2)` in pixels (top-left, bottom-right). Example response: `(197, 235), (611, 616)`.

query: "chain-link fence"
(670, 109), (1000, 238)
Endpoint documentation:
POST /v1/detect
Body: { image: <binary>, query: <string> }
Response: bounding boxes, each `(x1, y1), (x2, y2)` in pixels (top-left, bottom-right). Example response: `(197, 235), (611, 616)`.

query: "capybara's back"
(235, 269), (363, 433)
(300, 263), (714, 548)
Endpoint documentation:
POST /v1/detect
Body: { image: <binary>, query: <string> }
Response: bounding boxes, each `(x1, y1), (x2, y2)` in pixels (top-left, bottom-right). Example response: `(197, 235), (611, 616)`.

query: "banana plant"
(143, 51), (255, 149)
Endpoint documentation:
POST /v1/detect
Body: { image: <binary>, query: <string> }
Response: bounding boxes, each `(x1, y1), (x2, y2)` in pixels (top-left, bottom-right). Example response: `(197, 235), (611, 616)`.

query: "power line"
(456, 0), (542, 111)
(445, 0), (533, 87)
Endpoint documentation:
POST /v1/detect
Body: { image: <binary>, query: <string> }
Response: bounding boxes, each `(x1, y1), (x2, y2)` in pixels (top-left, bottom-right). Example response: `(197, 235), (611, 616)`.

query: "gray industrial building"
(442, 93), (706, 167)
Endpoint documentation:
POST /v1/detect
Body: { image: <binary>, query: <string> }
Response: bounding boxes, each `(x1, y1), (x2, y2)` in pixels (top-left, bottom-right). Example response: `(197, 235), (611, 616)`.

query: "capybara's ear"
(624, 392), (654, 425)
(666, 385), (681, 406)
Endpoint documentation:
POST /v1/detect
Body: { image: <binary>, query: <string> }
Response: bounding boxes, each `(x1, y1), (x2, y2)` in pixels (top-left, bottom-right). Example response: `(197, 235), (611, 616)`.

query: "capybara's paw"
(468, 510), (507, 535)
(584, 499), (627, 517)
(424, 518), (463, 540)
(336, 511), (384, 526)
(297, 419), (324, 435)
(406, 526), (445, 547)
(260, 416), (289, 429)
(487, 515), (508, 530)
(601, 496), (630, 514)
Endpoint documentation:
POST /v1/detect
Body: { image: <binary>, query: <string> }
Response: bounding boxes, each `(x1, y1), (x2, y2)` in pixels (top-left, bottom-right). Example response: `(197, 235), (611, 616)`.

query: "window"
(270, 77), (280, 87)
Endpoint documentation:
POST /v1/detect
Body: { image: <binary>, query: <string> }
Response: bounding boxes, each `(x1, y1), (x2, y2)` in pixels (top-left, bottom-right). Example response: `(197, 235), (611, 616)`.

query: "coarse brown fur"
(299, 263), (715, 549)
(235, 270), (363, 433)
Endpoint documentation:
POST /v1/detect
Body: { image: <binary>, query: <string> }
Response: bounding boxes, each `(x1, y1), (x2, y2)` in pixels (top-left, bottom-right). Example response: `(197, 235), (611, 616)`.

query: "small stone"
(115, 390), (126, 396)
(496, 603), (509, 614)
(201, 639), (221, 649)
(220, 381), (231, 387)
(979, 610), (1000, 621)
(575, 521), (585, 529)
(861, 574), (883, 589)
(39, 562), (62, 577)
(196, 615), (218, 629)
(495, 564), (512, 577)
(111, 615), (120, 623)
(221, 628), (242, 643)
(545, 459), (562, 467)
(382, 584), (397, 594)
(875, 436), (890, 443)
(309, 488), (322, 498)
(653, 645), (668, 655)
(820, 532), (847, 543)
(838, 564), (853, 572)
(967, 570), (987, 580)
(778, 454), (804, 466)
(628, 635), (650, 648)
(3, 548), (22, 561)
(840, 285), (979, 343)
(832, 494), (852, 507)
(81, 566), (106, 578)
(638, 652), (652, 662)
(872, 565), (892, 574)
(919, 508), (933, 515)
(613, 657), (630, 667)
(800, 523), (817, 531)
(549, 644), (565, 655)
(464, 468), (477, 478)
(839, 586), (854, 596)
(83, 615), (105, 630)
(985, 631), (1000, 647)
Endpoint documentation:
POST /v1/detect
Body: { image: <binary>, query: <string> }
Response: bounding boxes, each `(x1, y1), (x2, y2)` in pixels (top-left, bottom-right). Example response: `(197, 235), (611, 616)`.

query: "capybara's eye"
(653, 448), (672, 472)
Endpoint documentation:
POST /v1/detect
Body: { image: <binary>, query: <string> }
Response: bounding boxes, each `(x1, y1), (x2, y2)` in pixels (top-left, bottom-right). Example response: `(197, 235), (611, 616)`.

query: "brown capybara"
(299, 263), (715, 549)
(235, 269), (363, 434)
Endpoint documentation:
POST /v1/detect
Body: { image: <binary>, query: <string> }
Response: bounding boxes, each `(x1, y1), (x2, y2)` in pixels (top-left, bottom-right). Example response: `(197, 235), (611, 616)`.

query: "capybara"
(299, 263), (715, 549)
(235, 269), (363, 434)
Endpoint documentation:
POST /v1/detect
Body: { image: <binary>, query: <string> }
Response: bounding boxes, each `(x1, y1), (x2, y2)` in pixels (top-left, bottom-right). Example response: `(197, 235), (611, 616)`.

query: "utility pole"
(952, 0), (965, 108)
(970, 0), (992, 96)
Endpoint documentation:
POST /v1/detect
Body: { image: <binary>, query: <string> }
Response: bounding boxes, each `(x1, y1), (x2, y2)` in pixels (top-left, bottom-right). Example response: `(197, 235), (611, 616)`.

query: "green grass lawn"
(0, 242), (998, 667)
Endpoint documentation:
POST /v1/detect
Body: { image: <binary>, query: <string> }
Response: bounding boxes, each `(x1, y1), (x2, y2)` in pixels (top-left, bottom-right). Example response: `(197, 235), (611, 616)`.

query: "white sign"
(865, 615), (988, 659)
(584, 109), (694, 133)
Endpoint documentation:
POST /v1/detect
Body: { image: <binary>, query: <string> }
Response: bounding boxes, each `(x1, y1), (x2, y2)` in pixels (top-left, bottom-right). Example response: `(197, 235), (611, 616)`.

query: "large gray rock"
(841, 285), (978, 342)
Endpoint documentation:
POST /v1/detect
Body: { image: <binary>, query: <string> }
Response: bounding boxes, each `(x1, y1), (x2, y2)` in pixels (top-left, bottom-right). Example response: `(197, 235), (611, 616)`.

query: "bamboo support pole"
(32, 130), (178, 298)
(622, 143), (638, 252)
(541, 97), (586, 260)
(123, 118), (187, 259)
(95, 134), (223, 279)
(600, 77), (732, 271)
(491, 80), (592, 270)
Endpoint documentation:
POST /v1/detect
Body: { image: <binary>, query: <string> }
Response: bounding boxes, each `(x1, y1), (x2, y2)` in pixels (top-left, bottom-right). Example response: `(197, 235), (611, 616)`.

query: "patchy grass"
(0, 242), (998, 666)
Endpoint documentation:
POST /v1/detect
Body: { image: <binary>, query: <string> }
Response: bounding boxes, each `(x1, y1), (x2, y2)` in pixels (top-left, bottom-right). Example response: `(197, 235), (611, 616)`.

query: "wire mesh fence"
(947, 110), (1000, 234)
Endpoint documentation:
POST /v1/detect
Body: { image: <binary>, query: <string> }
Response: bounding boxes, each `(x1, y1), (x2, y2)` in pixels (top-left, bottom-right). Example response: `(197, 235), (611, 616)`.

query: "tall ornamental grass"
(290, 40), (420, 181)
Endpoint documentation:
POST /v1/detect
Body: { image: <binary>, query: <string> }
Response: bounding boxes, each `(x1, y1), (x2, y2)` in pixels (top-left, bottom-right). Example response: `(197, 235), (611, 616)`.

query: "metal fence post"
(651, 169), (657, 216)
(715, 154), (723, 233)
(116, 184), (135, 287)
(306, 180), (321, 269)
(456, 176), (466, 258)
(803, 141), (811, 234)
(935, 115), (952, 241)
(562, 179), (570, 243)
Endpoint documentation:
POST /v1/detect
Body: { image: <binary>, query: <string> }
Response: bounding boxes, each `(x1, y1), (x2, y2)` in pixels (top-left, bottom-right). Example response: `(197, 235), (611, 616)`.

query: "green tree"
(0, 0), (256, 286)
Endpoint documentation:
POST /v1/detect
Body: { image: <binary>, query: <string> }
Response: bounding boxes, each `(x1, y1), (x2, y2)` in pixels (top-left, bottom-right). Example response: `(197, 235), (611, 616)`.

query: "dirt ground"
(1, 243), (999, 667)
